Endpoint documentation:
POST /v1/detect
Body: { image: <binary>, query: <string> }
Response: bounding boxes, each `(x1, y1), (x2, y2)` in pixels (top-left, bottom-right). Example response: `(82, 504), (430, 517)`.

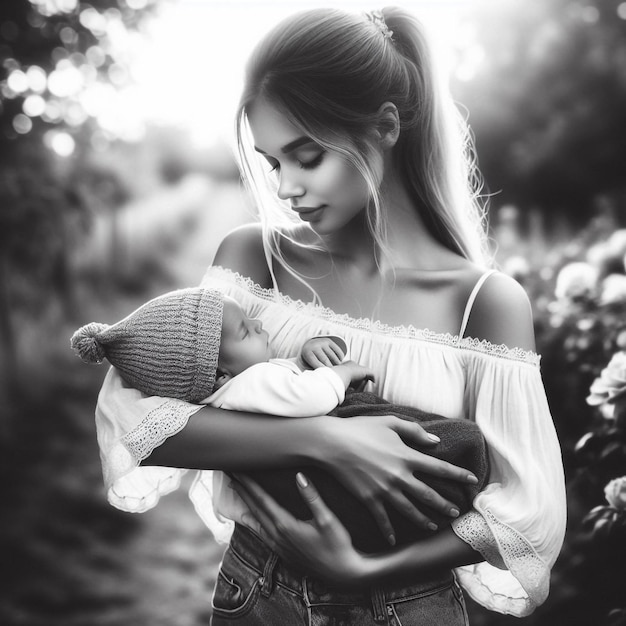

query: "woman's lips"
(294, 206), (325, 221)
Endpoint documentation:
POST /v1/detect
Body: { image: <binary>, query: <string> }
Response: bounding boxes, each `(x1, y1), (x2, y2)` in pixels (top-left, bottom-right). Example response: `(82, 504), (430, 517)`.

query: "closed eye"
(264, 151), (324, 173)
(299, 152), (324, 170)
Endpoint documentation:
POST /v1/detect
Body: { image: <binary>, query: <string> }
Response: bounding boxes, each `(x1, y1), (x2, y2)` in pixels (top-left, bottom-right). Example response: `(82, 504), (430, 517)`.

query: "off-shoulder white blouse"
(95, 265), (566, 617)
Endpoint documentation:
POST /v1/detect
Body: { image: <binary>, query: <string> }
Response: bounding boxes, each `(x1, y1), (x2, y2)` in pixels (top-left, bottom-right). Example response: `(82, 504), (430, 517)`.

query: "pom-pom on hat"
(71, 288), (224, 403)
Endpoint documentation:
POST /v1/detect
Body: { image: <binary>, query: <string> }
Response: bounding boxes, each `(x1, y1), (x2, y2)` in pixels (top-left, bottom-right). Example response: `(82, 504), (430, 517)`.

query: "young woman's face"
(247, 97), (372, 236)
(218, 297), (271, 377)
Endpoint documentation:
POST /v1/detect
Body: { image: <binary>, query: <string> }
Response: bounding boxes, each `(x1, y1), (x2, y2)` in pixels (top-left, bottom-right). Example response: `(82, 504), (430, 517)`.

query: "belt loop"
(260, 552), (279, 598)
(371, 586), (388, 624)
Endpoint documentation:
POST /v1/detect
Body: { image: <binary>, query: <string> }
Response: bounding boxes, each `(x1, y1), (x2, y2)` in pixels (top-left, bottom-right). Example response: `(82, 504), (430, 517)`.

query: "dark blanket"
(244, 391), (489, 554)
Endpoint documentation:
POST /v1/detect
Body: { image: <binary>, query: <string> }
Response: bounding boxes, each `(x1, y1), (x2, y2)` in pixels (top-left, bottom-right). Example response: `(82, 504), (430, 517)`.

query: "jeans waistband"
(228, 524), (454, 622)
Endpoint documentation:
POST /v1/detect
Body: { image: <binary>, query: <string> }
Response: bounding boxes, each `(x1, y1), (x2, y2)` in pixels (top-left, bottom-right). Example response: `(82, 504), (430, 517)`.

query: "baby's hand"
(332, 361), (375, 391)
(301, 336), (346, 368)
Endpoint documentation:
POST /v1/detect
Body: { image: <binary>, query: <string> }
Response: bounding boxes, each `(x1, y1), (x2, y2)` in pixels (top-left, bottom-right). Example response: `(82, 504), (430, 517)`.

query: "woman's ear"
(213, 369), (232, 391)
(376, 102), (400, 150)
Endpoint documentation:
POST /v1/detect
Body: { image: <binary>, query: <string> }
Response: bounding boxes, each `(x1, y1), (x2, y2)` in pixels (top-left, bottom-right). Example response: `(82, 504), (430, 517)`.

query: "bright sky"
(120, 0), (481, 147)
(18, 0), (485, 153)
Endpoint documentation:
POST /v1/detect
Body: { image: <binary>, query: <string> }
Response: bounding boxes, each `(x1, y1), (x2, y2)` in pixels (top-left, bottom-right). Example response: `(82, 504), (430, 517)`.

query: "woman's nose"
(277, 168), (305, 201)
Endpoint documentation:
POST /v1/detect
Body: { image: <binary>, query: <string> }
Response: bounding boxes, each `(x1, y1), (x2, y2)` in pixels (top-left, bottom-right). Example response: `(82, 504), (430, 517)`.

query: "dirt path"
(2, 177), (248, 626)
(75, 177), (247, 625)
(118, 485), (226, 626)
(81, 178), (247, 625)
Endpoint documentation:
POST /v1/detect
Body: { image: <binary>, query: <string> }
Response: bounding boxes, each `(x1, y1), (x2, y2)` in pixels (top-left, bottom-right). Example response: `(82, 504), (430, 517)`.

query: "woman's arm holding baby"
(234, 473), (482, 586)
(145, 406), (332, 471)
(229, 272), (541, 583)
(144, 404), (476, 540)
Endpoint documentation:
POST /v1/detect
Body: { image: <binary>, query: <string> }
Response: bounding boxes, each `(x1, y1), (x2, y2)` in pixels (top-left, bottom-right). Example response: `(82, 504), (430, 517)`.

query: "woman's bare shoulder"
(463, 271), (536, 351)
(212, 223), (271, 287)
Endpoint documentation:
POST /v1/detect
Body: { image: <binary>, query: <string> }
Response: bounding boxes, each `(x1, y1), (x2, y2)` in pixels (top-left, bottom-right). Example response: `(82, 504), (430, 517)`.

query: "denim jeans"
(211, 524), (470, 626)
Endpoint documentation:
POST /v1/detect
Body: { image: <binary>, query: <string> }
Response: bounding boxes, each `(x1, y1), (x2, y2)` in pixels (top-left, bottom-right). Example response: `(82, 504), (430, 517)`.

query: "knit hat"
(70, 288), (224, 402)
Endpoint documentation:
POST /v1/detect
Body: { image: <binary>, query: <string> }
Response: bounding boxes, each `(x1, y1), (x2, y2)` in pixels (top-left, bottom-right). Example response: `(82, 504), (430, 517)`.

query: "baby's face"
(218, 297), (272, 376)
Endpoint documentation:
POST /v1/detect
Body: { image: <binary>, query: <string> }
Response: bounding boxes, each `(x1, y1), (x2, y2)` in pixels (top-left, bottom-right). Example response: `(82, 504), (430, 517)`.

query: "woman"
(95, 7), (566, 624)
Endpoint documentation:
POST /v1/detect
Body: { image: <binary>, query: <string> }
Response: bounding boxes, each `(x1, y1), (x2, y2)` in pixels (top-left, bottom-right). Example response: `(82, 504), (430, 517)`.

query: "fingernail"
(449, 508), (460, 518)
(467, 474), (478, 484)
(428, 522), (438, 531)
(427, 433), (440, 443)
(296, 472), (308, 488)
(388, 533), (396, 546)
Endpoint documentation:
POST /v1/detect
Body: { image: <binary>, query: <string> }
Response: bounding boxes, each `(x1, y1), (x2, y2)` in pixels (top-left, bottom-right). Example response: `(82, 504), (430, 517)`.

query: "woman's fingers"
(391, 418), (479, 484)
(396, 477), (461, 522)
(295, 473), (335, 526)
(361, 493), (398, 546)
(297, 472), (398, 546)
(384, 490), (438, 531)
(295, 473), (362, 541)
(390, 416), (439, 446)
(409, 450), (478, 486)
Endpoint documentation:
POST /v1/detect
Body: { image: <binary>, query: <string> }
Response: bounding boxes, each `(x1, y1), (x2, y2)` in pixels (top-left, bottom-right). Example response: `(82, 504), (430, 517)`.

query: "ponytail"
(382, 7), (490, 265)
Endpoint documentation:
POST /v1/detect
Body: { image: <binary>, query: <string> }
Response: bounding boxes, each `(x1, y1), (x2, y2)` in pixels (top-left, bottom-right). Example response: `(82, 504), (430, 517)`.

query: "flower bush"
(604, 476), (626, 511)
(554, 261), (599, 302)
(507, 222), (626, 626)
(601, 274), (626, 306)
(587, 351), (626, 419)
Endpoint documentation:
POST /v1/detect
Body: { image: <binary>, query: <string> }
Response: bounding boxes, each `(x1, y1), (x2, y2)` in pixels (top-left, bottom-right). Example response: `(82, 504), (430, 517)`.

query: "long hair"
(236, 7), (491, 297)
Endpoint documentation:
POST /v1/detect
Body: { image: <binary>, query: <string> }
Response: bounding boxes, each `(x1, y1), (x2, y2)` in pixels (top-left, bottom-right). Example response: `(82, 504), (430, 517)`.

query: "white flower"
(600, 273), (626, 305)
(604, 476), (626, 510)
(554, 262), (598, 301)
(608, 229), (626, 258)
(502, 255), (530, 280)
(586, 242), (611, 269)
(587, 351), (626, 406)
(587, 231), (626, 277)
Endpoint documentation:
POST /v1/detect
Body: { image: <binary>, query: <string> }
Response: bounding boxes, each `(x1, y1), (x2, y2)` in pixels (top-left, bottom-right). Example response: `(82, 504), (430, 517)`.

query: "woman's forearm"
(358, 528), (483, 586)
(142, 405), (332, 471)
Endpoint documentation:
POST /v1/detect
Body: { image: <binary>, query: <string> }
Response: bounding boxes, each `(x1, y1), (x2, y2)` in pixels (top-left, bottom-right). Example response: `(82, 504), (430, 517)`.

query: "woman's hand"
(232, 473), (371, 586)
(316, 414), (478, 546)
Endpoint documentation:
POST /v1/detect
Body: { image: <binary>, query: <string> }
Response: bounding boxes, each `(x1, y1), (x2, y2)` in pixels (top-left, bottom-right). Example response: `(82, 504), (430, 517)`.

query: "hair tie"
(366, 10), (394, 41)
(71, 322), (110, 364)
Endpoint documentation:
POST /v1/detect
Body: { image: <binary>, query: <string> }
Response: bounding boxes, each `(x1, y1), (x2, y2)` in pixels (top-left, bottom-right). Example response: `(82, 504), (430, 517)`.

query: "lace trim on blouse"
(452, 511), (506, 569)
(453, 509), (549, 606)
(483, 509), (549, 601)
(203, 265), (541, 368)
(122, 398), (200, 462)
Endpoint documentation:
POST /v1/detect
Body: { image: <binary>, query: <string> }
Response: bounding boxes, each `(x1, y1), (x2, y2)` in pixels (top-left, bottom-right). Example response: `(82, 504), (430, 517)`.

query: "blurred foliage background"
(0, 0), (625, 624)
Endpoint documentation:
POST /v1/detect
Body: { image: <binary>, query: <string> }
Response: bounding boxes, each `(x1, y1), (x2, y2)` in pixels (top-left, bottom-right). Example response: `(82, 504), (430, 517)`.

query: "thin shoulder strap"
(459, 269), (498, 338)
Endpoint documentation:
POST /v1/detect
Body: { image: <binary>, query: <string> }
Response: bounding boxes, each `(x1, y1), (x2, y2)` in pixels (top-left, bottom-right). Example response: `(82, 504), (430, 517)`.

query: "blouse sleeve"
(95, 366), (204, 513)
(451, 352), (566, 617)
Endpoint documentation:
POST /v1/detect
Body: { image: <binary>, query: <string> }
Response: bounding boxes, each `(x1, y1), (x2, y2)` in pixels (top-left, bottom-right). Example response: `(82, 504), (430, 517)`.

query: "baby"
(72, 287), (489, 553)
(71, 287), (373, 414)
